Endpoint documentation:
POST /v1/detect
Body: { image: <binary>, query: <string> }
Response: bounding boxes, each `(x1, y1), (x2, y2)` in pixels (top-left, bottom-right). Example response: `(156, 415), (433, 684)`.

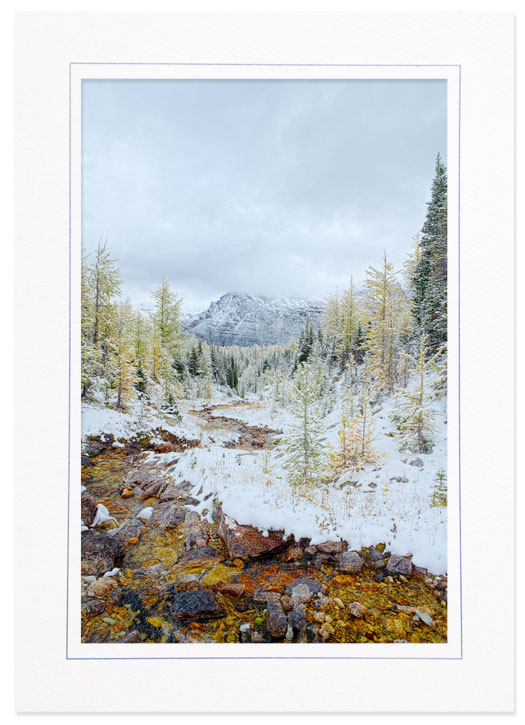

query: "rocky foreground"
(81, 431), (447, 645)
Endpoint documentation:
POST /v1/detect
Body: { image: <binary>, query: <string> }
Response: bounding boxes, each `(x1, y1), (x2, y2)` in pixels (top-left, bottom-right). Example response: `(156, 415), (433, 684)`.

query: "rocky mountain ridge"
(184, 291), (324, 347)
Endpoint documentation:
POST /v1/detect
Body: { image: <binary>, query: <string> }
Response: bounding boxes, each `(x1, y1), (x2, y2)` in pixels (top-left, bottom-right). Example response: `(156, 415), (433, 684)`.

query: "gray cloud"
(82, 79), (446, 314)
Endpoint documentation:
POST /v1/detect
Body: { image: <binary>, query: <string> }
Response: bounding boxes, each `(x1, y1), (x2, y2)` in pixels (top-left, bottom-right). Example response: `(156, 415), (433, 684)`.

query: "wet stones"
(81, 529), (125, 577)
(215, 508), (286, 560)
(265, 600), (287, 639)
(81, 492), (97, 527)
(385, 554), (413, 578)
(171, 588), (225, 621)
(81, 455), (94, 467)
(337, 550), (364, 574)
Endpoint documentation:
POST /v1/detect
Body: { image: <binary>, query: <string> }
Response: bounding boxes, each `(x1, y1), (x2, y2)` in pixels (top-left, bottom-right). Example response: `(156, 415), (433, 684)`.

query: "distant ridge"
(184, 292), (324, 347)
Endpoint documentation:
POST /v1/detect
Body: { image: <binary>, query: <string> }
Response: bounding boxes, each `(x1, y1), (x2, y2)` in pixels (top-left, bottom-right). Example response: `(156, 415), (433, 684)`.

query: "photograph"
(79, 78), (449, 645)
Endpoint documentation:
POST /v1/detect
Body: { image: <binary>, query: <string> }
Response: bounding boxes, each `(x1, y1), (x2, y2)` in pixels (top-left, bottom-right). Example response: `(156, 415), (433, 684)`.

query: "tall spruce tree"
(412, 154), (447, 355)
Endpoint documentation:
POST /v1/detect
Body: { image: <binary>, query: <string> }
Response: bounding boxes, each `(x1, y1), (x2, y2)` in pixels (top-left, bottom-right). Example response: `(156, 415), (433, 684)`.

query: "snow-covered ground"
(81, 379), (448, 574)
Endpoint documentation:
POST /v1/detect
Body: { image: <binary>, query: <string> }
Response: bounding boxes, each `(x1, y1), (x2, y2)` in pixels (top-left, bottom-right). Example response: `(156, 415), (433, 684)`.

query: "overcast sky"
(82, 79), (446, 314)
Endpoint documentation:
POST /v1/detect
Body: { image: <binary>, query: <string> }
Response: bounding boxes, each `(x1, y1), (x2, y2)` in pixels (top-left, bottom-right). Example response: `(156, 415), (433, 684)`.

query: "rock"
(215, 508), (286, 560)
(114, 524), (143, 547)
(281, 595), (293, 612)
(319, 623), (334, 640)
(265, 600), (287, 639)
(414, 565), (428, 576)
(288, 604), (307, 631)
(282, 546), (303, 563)
(81, 455), (94, 467)
(409, 458), (424, 468)
(120, 488), (134, 499)
(285, 625), (294, 641)
(385, 554), (413, 577)
(286, 578), (325, 603)
(212, 582), (245, 599)
(81, 530), (125, 577)
(81, 492), (97, 527)
(337, 550), (364, 574)
(118, 630), (142, 643)
(149, 502), (186, 530)
(316, 540), (346, 555)
(349, 601), (366, 618)
(171, 588), (225, 621)
(253, 590), (282, 604)
(177, 546), (223, 568)
(389, 476), (408, 483)
(85, 440), (105, 457)
(92, 577), (118, 598)
(303, 546), (318, 556)
(288, 583), (313, 604)
(84, 598), (105, 616)
(183, 521), (209, 551)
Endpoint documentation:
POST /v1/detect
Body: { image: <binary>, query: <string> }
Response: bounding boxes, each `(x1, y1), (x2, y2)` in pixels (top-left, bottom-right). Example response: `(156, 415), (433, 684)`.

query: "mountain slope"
(184, 292), (324, 347)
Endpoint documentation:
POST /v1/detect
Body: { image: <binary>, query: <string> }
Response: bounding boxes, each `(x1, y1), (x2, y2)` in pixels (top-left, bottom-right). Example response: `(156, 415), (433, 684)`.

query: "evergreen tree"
(283, 363), (327, 488)
(412, 154), (447, 354)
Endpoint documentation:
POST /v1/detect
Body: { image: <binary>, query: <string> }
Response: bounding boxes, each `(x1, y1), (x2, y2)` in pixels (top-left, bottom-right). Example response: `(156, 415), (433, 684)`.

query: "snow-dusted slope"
(184, 292), (324, 347)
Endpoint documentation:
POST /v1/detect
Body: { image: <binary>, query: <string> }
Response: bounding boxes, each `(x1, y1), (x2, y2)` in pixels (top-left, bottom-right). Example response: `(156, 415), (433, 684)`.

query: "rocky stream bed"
(81, 405), (447, 644)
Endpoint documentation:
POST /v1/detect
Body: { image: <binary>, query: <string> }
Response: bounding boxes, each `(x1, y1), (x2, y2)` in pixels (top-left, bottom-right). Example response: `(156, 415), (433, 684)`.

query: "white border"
(15, 12), (514, 712)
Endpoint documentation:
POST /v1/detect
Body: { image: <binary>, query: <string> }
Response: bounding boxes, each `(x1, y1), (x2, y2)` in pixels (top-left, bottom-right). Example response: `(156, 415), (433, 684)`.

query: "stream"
(81, 404), (448, 644)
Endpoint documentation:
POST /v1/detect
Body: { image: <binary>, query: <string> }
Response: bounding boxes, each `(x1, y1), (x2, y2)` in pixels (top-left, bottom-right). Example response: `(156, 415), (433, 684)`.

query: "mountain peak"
(184, 292), (324, 347)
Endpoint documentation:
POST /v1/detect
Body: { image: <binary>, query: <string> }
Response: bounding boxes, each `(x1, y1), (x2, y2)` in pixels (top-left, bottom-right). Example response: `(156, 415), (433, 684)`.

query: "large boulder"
(81, 529), (125, 577)
(215, 507), (286, 560)
(171, 588), (225, 621)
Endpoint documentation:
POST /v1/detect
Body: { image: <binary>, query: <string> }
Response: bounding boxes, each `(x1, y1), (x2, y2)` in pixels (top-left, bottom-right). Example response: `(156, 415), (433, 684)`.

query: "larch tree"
(390, 334), (444, 453)
(283, 363), (327, 488)
(89, 239), (121, 373)
(363, 252), (410, 394)
(150, 277), (183, 400)
(114, 299), (137, 410)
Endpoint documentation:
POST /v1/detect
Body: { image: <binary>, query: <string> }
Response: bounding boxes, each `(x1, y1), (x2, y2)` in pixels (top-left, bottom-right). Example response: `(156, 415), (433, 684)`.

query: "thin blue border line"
(68, 62), (462, 661)
(66, 60), (72, 660)
(457, 64), (463, 660)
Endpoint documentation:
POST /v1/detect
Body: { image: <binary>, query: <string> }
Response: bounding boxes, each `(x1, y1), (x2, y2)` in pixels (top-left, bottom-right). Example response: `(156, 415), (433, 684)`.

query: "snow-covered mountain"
(184, 292), (324, 347)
